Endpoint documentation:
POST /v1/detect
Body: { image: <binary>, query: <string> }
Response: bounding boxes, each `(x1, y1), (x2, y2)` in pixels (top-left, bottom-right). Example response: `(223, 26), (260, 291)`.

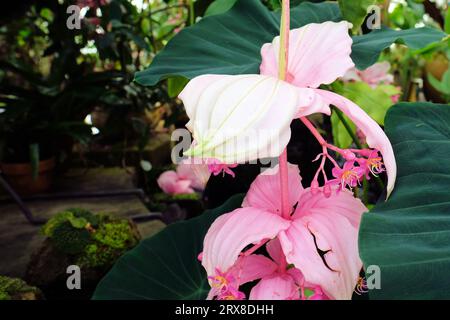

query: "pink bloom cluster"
(200, 164), (366, 300)
(177, 16), (397, 300)
(324, 149), (385, 193)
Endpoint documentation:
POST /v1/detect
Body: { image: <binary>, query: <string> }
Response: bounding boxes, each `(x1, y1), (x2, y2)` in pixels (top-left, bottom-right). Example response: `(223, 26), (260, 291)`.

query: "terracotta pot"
(0, 158), (55, 195)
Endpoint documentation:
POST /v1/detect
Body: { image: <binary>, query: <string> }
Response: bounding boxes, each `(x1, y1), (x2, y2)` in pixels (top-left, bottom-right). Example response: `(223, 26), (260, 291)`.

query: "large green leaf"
(352, 27), (446, 70)
(93, 194), (245, 300)
(359, 102), (450, 299)
(135, 0), (445, 86)
(135, 0), (341, 86)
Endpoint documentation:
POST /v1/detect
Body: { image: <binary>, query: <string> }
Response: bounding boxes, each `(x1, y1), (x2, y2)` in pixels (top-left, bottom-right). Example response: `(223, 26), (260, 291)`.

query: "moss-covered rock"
(0, 276), (43, 300)
(26, 208), (141, 299)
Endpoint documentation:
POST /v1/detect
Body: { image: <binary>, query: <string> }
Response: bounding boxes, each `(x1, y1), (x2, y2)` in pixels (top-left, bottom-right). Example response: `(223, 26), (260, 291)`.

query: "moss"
(51, 221), (92, 255)
(77, 221), (138, 268)
(40, 208), (139, 269)
(41, 208), (99, 237)
(0, 276), (41, 300)
(154, 192), (200, 202)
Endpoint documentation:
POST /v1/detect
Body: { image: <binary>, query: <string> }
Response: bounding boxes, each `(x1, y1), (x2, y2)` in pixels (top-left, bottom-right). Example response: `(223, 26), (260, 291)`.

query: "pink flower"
(157, 163), (210, 195)
(201, 164), (367, 300)
(330, 161), (365, 190)
(357, 149), (385, 178)
(342, 61), (394, 87)
(179, 21), (397, 198)
(206, 159), (238, 177)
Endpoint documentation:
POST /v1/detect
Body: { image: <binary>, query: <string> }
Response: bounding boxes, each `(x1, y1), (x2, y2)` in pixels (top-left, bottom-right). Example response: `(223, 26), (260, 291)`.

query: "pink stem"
(279, 149), (291, 219)
(300, 117), (327, 146)
(278, 0), (291, 220)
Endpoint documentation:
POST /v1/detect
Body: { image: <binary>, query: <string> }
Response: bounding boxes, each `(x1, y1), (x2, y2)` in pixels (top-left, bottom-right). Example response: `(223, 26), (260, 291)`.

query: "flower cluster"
(177, 10), (397, 299)
(312, 146), (386, 194)
(199, 164), (367, 300)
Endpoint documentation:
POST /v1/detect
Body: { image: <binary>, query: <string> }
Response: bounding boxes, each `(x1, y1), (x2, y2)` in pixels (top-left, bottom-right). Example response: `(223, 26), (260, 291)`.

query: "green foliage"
(0, 0), (186, 163)
(52, 222), (92, 255)
(351, 27), (446, 70)
(93, 194), (245, 300)
(41, 208), (139, 269)
(167, 76), (190, 98)
(154, 192), (201, 202)
(427, 50), (450, 100)
(359, 102), (450, 299)
(0, 275), (41, 300)
(135, 0), (445, 86)
(78, 220), (139, 268)
(135, 0), (342, 86)
(41, 208), (99, 237)
(204, 0), (238, 16)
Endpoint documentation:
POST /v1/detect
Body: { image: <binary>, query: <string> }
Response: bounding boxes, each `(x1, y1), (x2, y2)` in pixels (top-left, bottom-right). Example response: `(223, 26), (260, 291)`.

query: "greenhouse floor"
(0, 167), (165, 278)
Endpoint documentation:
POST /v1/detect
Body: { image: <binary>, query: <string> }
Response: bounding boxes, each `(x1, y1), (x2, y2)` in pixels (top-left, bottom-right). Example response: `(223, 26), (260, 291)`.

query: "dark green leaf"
(359, 102), (450, 299)
(352, 27), (446, 70)
(93, 194), (245, 300)
(167, 76), (189, 98)
(204, 0), (238, 17)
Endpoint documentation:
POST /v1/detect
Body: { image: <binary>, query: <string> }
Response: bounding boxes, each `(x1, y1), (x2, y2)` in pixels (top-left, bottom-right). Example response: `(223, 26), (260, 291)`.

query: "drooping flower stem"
(278, 0), (291, 219)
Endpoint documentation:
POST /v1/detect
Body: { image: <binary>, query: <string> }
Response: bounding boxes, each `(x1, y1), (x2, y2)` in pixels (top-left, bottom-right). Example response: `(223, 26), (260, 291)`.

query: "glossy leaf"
(352, 27), (446, 70)
(359, 102), (450, 299)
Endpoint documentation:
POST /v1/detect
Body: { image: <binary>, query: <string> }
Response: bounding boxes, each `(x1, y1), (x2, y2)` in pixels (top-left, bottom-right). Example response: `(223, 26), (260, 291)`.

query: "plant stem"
(363, 178), (369, 205)
(278, 0), (291, 220)
(333, 106), (362, 149)
(188, 0), (195, 26)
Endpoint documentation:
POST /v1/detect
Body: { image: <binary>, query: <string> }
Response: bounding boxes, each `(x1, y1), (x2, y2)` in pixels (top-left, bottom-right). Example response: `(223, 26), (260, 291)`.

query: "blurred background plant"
(0, 0), (192, 178)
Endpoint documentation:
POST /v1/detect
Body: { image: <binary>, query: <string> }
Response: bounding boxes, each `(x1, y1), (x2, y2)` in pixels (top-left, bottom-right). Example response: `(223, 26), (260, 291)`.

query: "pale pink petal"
(157, 171), (178, 194)
(359, 61), (394, 86)
(278, 189), (365, 300)
(230, 255), (278, 285)
(260, 21), (354, 88)
(242, 163), (303, 215)
(249, 274), (300, 300)
(202, 207), (291, 278)
(172, 179), (194, 194)
(293, 187), (367, 229)
(266, 238), (285, 266)
(177, 162), (211, 191)
(178, 75), (226, 132)
(314, 89), (397, 198)
(178, 74), (308, 163)
(341, 67), (361, 82)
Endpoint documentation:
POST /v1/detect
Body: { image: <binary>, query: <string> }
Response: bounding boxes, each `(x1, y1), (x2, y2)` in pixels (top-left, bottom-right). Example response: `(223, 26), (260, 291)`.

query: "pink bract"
(202, 164), (367, 300)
